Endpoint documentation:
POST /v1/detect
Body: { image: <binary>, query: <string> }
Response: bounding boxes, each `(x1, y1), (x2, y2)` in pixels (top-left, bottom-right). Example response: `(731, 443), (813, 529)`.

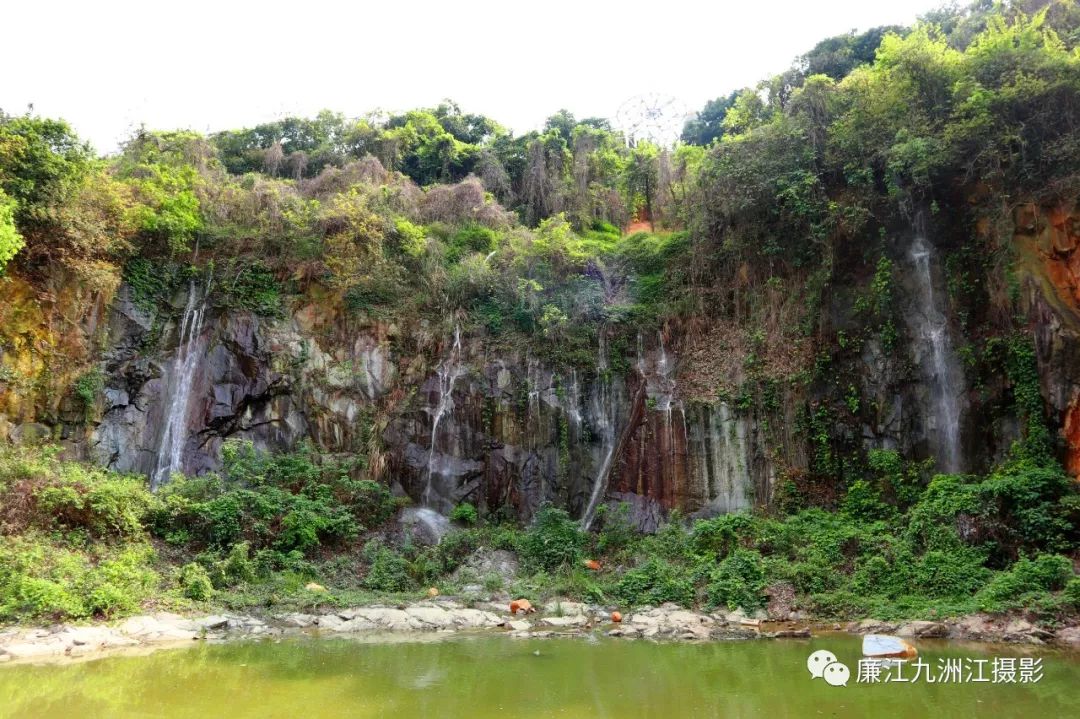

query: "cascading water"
(152, 280), (209, 490)
(581, 333), (618, 530)
(566, 368), (582, 433)
(694, 402), (752, 514)
(909, 236), (964, 472)
(423, 326), (464, 508)
(655, 331), (678, 459)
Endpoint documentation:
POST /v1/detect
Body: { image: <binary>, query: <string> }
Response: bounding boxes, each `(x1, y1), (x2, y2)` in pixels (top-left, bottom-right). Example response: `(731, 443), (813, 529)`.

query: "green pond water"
(1, 633), (1078, 718)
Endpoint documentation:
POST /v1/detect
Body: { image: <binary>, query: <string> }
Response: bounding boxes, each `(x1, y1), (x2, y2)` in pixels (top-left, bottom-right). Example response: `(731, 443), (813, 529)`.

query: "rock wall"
(1013, 201), (1080, 475)
(4, 201), (1080, 526)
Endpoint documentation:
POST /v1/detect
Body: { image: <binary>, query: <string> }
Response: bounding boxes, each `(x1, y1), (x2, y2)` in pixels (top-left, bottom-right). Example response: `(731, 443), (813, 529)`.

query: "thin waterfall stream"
(152, 279), (209, 490)
(909, 236), (963, 472)
(581, 332), (618, 530)
(422, 325), (464, 508)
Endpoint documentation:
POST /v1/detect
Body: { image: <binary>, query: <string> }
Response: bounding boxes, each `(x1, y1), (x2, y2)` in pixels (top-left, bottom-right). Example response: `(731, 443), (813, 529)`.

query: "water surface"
(1, 633), (1077, 718)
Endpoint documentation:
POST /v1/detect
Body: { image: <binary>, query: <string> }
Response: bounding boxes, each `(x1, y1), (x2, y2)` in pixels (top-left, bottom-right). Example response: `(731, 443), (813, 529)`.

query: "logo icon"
(807, 649), (849, 687)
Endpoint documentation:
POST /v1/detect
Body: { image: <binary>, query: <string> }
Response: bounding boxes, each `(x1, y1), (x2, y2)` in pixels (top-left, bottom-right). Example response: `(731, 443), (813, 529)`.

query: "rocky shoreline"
(2, 599), (1079, 664)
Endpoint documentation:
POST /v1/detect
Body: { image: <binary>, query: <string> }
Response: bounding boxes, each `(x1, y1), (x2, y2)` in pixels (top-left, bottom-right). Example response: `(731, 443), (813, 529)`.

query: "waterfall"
(700, 402), (752, 513)
(656, 331), (677, 458)
(423, 326), (464, 507)
(909, 236), (963, 472)
(581, 333), (618, 530)
(152, 280), (209, 490)
(567, 368), (582, 433)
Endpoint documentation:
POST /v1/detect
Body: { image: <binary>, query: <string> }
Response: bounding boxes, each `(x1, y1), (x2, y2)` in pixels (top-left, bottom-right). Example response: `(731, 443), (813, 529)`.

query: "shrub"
(912, 548), (990, 597)
(0, 447), (156, 538)
(449, 502), (479, 525)
(154, 440), (396, 555)
(362, 541), (412, 592)
(0, 537), (158, 620)
(36, 467), (157, 538)
(978, 554), (1075, 610)
(595, 502), (638, 555)
(446, 224), (497, 263)
(519, 507), (586, 572)
(178, 563), (215, 600)
(690, 513), (757, 558)
(615, 558), (695, 606)
(436, 529), (480, 574)
(705, 549), (766, 611)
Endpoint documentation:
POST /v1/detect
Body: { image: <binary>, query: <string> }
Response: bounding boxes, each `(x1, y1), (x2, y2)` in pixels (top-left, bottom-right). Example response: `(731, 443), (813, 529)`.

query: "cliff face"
(1013, 201), (1080, 475)
(1, 204), (1077, 527)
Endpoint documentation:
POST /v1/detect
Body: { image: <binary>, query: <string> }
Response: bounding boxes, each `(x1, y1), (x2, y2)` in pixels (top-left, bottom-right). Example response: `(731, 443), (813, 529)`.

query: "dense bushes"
(154, 440), (399, 554)
(0, 443), (405, 620)
(0, 446), (155, 538)
(518, 507), (586, 572)
(0, 439), (1077, 622)
(0, 537), (159, 620)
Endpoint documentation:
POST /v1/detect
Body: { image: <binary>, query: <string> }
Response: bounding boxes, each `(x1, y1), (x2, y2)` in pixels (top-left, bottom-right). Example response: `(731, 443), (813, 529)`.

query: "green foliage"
(178, 562), (215, 600)
(519, 507), (586, 572)
(0, 187), (22, 271)
(115, 131), (207, 254)
(447, 224), (497, 263)
(594, 503), (637, 555)
(154, 440), (397, 555)
(681, 92), (739, 145)
(393, 218), (427, 258)
(361, 540), (413, 592)
(26, 462), (158, 538)
(74, 366), (104, 415)
(978, 554), (1074, 610)
(0, 537), (158, 620)
(122, 257), (176, 312)
(0, 113), (92, 218)
(212, 260), (282, 316)
(449, 502), (478, 525)
(705, 549), (767, 611)
(615, 558), (695, 606)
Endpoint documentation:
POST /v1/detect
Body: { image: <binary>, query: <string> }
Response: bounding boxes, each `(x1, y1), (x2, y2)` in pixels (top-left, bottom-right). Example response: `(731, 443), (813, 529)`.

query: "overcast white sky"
(2, 0), (944, 152)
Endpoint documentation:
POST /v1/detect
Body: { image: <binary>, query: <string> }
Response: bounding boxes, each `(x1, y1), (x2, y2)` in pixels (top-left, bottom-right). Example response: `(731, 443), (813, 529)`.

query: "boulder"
(9, 422), (52, 445)
(896, 621), (947, 638)
(192, 615), (230, 631)
(117, 615), (199, 642)
(398, 508), (451, 545)
(847, 619), (899, 635)
(316, 615), (346, 631)
(1055, 626), (1080, 645)
(542, 600), (588, 616)
(405, 606), (452, 629)
(281, 613), (317, 628)
(540, 615), (589, 628)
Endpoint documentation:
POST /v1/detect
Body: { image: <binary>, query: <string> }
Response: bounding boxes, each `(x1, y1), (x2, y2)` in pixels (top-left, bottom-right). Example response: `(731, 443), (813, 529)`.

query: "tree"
(544, 110), (577, 143)
(681, 92), (739, 145)
(0, 188), (22, 271)
(0, 113), (92, 221)
(800, 26), (905, 80)
(624, 142), (660, 227)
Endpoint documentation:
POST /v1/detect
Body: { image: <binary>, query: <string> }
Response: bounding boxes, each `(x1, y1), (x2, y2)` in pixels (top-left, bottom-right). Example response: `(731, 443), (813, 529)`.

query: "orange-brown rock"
(510, 599), (535, 615)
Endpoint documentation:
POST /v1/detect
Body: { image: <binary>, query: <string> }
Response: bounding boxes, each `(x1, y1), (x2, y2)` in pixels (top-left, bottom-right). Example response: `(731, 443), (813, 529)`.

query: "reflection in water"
(1, 634), (1078, 719)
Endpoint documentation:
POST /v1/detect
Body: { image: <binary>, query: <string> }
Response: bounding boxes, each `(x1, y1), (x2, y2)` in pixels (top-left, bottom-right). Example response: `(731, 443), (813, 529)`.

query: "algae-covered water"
(1, 634), (1078, 718)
